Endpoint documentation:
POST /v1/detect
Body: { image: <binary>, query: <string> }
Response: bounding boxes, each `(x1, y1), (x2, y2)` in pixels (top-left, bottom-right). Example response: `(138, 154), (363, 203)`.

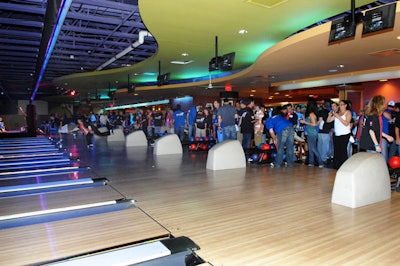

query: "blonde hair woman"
(359, 95), (394, 153)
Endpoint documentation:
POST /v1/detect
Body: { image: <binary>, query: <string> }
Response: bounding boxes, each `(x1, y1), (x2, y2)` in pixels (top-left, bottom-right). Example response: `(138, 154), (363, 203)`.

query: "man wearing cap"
(388, 101), (399, 158)
(265, 106), (295, 167)
(217, 98), (238, 141)
(395, 102), (400, 156)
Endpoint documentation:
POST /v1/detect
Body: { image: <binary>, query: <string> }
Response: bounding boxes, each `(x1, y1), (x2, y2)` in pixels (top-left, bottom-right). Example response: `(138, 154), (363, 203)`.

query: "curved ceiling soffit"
(53, 0), (378, 93)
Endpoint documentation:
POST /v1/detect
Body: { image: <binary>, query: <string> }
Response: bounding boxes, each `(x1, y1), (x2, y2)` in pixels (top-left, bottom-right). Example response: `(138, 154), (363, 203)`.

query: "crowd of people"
(41, 96), (400, 167)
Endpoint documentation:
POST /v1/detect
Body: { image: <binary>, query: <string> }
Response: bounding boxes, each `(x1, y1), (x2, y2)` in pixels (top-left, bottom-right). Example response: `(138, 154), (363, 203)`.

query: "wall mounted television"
(362, 2), (396, 35)
(329, 15), (356, 43)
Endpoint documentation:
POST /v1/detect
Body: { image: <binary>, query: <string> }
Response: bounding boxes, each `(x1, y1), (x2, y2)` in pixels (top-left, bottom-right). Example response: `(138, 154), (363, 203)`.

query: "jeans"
(382, 138), (389, 162)
(154, 126), (161, 135)
(242, 133), (252, 149)
(223, 125), (237, 140)
(174, 126), (185, 141)
(308, 134), (322, 166)
(188, 124), (195, 138)
(275, 126), (295, 167)
(388, 141), (399, 158)
(317, 133), (330, 162)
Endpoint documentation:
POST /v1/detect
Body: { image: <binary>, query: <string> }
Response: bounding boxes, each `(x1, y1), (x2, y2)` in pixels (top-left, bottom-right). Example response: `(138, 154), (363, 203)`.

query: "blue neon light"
(30, 0), (73, 102)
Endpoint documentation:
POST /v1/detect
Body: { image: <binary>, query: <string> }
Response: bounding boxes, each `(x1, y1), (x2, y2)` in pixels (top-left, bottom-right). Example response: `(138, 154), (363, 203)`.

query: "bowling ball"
(189, 144), (197, 150)
(269, 143), (276, 150)
(189, 136), (195, 142)
(209, 136), (214, 141)
(195, 136), (200, 141)
(389, 156), (400, 169)
(200, 143), (208, 150)
(261, 143), (270, 151)
(270, 152), (277, 158)
(199, 137), (204, 141)
(251, 153), (260, 161)
(257, 143), (263, 149)
(258, 153), (268, 161)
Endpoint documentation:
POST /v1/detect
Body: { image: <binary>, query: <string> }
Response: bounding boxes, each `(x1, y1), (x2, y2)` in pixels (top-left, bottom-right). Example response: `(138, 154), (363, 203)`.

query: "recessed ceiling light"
(379, 79), (388, 82)
(238, 29), (248, 34)
(251, 89), (256, 92)
(337, 64), (344, 68)
(274, 92), (279, 95)
(171, 60), (194, 65)
(181, 53), (189, 57)
(397, 36), (400, 40)
(250, 94), (254, 97)
(328, 69), (338, 73)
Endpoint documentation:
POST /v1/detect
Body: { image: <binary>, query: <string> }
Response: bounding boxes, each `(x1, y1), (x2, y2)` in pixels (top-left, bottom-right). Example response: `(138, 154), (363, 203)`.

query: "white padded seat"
(331, 152), (391, 208)
(206, 140), (246, 171)
(107, 128), (125, 142)
(153, 134), (182, 155)
(126, 130), (148, 147)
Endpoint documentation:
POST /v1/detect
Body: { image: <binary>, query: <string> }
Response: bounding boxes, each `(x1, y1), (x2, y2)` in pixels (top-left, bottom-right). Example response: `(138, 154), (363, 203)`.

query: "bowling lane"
(0, 207), (171, 266)
(0, 185), (123, 217)
(0, 170), (94, 187)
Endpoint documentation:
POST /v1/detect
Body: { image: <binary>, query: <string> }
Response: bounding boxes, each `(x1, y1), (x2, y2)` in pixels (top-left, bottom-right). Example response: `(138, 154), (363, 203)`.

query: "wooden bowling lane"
(0, 207), (170, 266)
(0, 170), (94, 188)
(0, 185), (122, 217)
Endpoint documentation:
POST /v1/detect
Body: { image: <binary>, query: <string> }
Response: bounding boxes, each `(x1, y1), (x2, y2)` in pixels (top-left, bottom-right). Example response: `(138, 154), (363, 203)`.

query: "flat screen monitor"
(362, 3), (396, 35)
(329, 15), (356, 43)
(208, 52), (235, 71)
(208, 56), (224, 71)
(220, 52), (235, 71)
(157, 72), (170, 86)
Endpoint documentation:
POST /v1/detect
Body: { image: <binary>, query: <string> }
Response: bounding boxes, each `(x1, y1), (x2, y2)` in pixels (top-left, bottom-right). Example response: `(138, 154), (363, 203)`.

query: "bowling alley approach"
(1, 0), (400, 265)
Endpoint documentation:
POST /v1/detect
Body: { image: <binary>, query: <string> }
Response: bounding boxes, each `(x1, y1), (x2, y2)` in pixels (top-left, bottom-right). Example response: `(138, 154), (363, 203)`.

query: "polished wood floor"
(1, 134), (400, 265)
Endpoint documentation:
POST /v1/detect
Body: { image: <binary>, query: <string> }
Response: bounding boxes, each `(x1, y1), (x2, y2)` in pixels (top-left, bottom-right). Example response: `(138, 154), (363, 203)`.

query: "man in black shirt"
(238, 99), (255, 149)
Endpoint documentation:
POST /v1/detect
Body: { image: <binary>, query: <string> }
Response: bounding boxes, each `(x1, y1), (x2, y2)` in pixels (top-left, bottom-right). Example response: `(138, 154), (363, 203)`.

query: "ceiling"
(0, 0), (399, 105)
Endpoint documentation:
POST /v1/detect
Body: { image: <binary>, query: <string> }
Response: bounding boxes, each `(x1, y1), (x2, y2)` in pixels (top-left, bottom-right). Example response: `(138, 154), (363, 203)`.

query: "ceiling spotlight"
(69, 55), (74, 59)
(181, 52), (189, 57)
(238, 29), (248, 34)
(337, 64), (344, 68)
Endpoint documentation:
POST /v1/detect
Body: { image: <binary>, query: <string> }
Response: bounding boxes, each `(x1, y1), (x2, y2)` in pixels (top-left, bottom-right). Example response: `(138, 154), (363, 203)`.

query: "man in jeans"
(217, 98), (238, 141)
(265, 106), (295, 167)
